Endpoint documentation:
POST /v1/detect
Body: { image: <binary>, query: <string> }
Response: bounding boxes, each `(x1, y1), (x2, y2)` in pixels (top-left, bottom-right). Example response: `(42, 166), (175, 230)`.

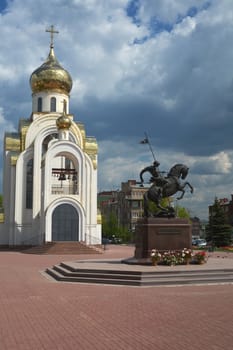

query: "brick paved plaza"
(0, 245), (232, 349)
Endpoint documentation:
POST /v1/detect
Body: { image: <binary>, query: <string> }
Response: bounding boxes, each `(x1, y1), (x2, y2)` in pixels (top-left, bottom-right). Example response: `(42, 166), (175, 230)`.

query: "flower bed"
(193, 251), (207, 264)
(150, 249), (207, 266)
(151, 249), (161, 265)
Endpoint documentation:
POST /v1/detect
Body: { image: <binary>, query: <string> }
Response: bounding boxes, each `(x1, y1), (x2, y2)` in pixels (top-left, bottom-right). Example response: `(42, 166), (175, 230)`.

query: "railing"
(51, 184), (78, 195)
(125, 195), (144, 200)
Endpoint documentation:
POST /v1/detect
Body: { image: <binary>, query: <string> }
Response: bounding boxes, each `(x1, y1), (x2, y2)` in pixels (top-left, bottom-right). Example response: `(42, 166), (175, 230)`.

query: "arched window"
(26, 159), (33, 209)
(51, 97), (56, 112)
(38, 97), (42, 112)
(42, 133), (58, 155)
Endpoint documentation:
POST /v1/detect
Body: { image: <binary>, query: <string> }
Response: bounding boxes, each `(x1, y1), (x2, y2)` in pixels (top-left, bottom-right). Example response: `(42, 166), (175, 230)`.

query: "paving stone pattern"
(0, 246), (232, 349)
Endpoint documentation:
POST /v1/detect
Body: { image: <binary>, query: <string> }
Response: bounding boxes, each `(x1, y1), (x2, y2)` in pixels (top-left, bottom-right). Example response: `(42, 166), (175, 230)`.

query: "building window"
(38, 97), (42, 112)
(26, 159), (33, 209)
(65, 158), (71, 169)
(51, 97), (56, 112)
(42, 133), (58, 155)
(132, 201), (140, 208)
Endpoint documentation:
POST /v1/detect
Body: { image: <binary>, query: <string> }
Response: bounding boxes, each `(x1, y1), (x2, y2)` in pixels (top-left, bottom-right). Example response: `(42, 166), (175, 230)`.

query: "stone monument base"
(124, 217), (192, 265)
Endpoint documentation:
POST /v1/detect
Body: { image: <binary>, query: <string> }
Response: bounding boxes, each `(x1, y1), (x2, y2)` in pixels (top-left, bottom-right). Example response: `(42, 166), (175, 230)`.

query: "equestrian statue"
(140, 161), (194, 217)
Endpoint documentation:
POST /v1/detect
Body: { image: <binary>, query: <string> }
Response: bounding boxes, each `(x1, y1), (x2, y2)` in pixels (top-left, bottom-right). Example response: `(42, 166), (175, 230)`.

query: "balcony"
(51, 168), (78, 195)
(51, 184), (78, 195)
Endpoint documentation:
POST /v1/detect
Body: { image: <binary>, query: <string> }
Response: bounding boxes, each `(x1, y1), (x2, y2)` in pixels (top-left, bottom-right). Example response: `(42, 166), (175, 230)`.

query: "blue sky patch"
(126, 0), (141, 26)
(126, 1), (212, 40)
(133, 36), (148, 45)
(0, 0), (8, 13)
(177, 2), (211, 24)
(149, 17), (173, 36)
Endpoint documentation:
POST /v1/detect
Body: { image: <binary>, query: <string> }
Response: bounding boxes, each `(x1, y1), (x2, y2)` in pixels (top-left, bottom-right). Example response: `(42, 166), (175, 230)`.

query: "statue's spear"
(140, 132), (156, 162)
(139, 132), (167, 178)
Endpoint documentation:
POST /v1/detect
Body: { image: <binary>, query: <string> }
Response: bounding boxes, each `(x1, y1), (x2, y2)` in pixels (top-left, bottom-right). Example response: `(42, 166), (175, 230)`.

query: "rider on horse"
(140, 162), (193, 217)
(139, 160), (168, 191)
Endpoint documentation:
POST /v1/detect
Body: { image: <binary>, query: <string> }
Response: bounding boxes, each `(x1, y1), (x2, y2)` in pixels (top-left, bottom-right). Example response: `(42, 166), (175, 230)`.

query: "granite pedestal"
(125, 217), (192, 265)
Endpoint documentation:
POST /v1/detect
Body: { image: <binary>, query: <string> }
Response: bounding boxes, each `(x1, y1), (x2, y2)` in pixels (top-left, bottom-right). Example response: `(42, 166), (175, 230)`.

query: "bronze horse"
(142, 163), (194, 217)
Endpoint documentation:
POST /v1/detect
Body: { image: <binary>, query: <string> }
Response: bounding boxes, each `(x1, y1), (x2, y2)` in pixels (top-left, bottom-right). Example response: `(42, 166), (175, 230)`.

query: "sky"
(0, 0), (233, 220)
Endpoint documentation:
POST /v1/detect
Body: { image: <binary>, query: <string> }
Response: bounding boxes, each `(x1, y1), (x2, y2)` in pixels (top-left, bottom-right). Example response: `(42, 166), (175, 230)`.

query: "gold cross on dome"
(62, 99), (67, 114)
(46, 25), (59, 48)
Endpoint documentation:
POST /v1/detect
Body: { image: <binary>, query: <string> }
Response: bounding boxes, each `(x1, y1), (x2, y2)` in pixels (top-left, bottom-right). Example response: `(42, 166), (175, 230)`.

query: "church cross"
(46, 25), (59, 48)
(62, 99), (67, 114)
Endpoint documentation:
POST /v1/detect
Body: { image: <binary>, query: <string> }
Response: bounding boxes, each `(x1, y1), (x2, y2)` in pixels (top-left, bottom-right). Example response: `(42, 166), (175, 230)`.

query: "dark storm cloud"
(75, 79), (233, 158)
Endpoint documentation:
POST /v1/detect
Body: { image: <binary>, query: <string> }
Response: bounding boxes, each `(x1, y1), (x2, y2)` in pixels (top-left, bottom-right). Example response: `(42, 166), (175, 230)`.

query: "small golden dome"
(56, 100), (71, 130)
(30, 47), (72, 94)
(56, 115), (71, 130)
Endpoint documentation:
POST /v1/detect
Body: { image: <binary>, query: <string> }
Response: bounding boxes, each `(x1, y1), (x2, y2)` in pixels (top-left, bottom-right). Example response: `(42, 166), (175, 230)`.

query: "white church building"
(0, 27), (101, 247)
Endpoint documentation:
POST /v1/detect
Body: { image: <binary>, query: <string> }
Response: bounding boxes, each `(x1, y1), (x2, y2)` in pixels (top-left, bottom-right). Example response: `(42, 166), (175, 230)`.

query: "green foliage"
(176, 206), (190, 219)
(102, 213), (117, 238)
(147, 197), (171, 215)
(118, 225), (132, 243)
(208, 197), (232, 247)
(0, 194), (3, 208)
(148, 197), (190, 219)
(102, 212), (131, 243)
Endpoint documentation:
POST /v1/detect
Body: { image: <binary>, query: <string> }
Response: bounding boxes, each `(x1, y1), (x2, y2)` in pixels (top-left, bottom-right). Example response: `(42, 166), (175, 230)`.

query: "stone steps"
(22, 242), (103, 255)
(45, 262), (233, 286)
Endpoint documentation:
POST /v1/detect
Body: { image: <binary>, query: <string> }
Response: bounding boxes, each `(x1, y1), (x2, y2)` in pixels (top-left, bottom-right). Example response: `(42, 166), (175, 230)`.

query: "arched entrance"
(52, 204), (79, 241)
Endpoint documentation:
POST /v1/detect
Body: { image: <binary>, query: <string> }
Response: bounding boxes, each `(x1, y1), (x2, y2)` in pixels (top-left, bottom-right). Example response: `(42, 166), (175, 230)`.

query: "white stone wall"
(32, 91), (69, 114)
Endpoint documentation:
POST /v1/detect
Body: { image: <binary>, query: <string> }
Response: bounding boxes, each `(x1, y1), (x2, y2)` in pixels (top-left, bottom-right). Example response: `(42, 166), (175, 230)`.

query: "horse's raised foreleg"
(176, 182), (194, 200)
(176, 189), (185, 200)
(185, 181), (194, 193)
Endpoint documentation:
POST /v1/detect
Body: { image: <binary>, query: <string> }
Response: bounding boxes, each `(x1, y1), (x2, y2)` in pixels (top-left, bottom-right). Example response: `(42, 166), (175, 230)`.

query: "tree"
(147, 197), (170, 215)
(102, 212), (131, 243)
(176, 206), (190, 220)
(147, 197), (190, 219)
(102, 212), (118, 238)
(208, 197), (232, 247)
(118, 225), (132, 243)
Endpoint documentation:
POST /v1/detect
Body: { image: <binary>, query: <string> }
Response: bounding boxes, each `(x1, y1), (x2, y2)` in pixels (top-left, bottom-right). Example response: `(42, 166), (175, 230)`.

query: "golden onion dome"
(30, 47), (72, 94)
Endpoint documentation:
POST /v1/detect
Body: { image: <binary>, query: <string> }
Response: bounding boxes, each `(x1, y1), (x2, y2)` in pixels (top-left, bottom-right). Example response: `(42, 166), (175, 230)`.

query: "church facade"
(0, 28), (101, 246)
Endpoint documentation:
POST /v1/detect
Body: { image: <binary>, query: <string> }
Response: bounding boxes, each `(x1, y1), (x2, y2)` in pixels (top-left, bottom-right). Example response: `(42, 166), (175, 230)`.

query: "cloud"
(193, 152), (232, 175)
(0, 107), (15, 139)
(134, 0), (210, 25)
